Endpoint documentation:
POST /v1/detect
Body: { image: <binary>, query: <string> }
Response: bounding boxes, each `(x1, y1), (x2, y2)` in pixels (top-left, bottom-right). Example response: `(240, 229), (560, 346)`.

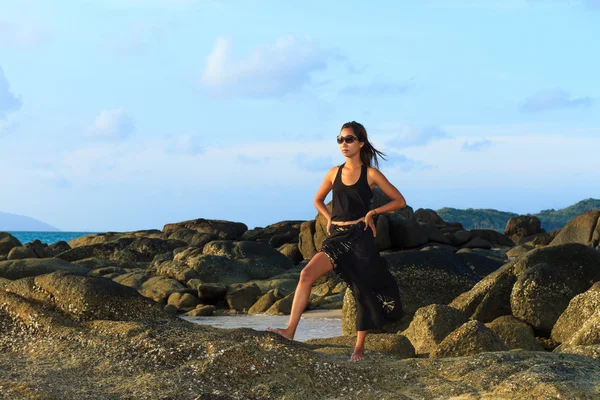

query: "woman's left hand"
(364, 211), (377, 237)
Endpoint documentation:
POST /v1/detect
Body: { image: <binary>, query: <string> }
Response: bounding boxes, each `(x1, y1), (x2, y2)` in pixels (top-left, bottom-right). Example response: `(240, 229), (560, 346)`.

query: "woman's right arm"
(313, 166), (337, 222)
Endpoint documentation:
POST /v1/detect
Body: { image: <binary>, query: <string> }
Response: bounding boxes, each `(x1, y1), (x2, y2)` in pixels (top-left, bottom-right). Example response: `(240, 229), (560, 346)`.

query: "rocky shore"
(1, 191), (599, 399)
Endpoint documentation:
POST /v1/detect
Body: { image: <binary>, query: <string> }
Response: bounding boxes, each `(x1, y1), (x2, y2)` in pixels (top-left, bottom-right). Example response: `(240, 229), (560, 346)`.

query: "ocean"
(8, 231), (97, 245)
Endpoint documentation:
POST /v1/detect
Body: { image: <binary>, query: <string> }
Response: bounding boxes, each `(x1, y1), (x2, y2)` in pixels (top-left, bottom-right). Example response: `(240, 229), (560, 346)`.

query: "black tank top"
(331, 163), (373, 222)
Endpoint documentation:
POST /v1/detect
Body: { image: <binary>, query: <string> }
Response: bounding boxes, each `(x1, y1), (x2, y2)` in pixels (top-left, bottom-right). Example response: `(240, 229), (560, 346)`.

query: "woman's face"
(338, 127), (363, 156)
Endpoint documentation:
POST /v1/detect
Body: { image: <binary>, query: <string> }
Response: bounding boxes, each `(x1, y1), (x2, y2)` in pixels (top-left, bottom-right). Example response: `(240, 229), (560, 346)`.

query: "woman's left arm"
(364, 168), (407, 234)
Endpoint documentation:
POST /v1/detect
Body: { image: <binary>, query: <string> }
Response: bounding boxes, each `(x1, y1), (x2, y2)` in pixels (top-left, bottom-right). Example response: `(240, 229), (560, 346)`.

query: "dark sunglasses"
(336, 135), (359, 144)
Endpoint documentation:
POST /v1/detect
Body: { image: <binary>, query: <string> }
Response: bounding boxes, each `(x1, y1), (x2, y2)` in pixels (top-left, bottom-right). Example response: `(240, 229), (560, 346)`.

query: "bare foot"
(350, 348), (365, 362)
(265, 327), (294, 340)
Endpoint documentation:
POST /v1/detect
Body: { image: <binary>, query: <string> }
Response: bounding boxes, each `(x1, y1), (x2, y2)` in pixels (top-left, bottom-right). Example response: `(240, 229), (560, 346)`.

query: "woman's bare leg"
(351, 331), (367, 361)
(266, 252), (333, 340)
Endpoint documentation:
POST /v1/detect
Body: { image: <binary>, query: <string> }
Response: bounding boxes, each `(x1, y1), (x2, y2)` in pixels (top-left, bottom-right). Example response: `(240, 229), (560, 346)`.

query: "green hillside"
(436, 198), (600, 232)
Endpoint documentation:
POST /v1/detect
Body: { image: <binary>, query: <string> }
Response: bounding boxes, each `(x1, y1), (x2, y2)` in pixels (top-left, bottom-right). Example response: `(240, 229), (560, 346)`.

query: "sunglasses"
(336, 135), (359, 144)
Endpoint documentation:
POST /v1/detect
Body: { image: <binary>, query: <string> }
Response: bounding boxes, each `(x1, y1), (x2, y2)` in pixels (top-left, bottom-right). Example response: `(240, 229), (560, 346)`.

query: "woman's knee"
(300, 253), (331, 283)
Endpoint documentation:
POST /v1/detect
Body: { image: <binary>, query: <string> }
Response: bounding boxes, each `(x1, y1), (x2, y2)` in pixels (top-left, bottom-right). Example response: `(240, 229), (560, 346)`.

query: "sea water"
(8, 231), (96, 245)
(180, 310), (343, 342)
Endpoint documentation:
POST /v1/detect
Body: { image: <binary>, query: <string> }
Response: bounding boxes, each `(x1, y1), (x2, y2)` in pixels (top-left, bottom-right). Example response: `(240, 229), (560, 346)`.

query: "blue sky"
(1, 0), (599, 232)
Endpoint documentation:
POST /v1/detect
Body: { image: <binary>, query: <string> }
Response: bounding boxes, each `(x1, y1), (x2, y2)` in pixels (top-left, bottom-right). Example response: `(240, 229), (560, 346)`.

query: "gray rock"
(0, 258), (90, 280)
(552, 282), (600, 343)
(0, 232), (22, 256)
(430, 320), (508, 358)
(485, 316), (544, 351)
(402, 304), (469, 356)
(225, 282), (262, 311)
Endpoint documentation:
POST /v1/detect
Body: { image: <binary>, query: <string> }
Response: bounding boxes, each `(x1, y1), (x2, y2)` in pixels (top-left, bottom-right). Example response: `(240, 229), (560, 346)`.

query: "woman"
(267, 121), (407, 362)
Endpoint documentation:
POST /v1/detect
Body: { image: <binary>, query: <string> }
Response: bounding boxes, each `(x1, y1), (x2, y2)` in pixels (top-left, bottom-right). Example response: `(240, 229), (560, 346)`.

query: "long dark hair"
(341, 121), (387, 169)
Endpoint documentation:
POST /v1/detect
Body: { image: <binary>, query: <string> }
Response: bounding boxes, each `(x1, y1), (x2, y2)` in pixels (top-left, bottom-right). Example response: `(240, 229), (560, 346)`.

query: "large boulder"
(0, 258), (90, 280)
(240, 221), (303, 248)
(4, 271), (168, 322)
(163, 229), (218, 249)
(430, 320), (508, 358)
(68, 230), (164, 248)
(451, 243), (600, 336)
(225, 282), (262, 311)
(414, 208), (445, 225)
(306, 333), (415, 359)
(504, 216), (545, 244)
(401, 304), (468, 356)
(485, 315), (544, 351)
(162, 218), (247, 240)
(57, 237), (187, 264)
(152, 240), (295, 286)
(552, 282), (600, 344)
(7, 245), (39, 259)
(298, 220), (317, 259)
(0, 232), (22, 256)
(549, 209), (600, 248)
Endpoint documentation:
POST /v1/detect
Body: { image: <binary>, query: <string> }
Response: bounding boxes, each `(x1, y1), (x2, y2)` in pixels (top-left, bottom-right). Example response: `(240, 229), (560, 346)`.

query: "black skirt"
(318, 220), (403, 331)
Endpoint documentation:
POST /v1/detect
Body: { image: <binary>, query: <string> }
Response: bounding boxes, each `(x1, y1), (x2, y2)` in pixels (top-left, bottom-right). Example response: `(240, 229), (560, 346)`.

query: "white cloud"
(0, 67), (22, 119)
(520, 89), (594, 113)
(199, 36), (340, 98)
(85, 108), (135, 140)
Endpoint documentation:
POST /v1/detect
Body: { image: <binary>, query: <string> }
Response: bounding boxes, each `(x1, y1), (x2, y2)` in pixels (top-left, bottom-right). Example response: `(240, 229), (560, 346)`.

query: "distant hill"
(0, 211), (60, 232)
(436, 198), (600, 232)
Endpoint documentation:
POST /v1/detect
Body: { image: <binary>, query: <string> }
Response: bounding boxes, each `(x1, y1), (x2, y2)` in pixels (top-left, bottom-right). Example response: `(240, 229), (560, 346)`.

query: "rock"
(450, 261), (516, 323)
(162, 218), (247, 240)
(454, 252), (505, 278)
(298, 220), (317, 259)
(57, 237), (187, 264)
(374, 214), (392, 250)
(0, 258), (90, 280)
(450, 230), (472, 246)
(504, 216), (545, 244)
(278, 243), (303, 264)
(68, 230), (164, 248)
(164, 229), (218, 249)
(240, 221), (302, 247)
(485, 316), (544, 351)
(0, 232), (22, 256)
(419, 222), (453, 245)
(43, 241), (71, 257)
(248, 289), (281, 314)
(506, 244), (534, 258)
(468, 229), (514, 247)
(387, 214), (429, 249)
(7, 245), (39, 259)
(193, 283), (227, 302)
(306, 334), (415, 359)
(138, 276), (189, 302)
(553, 343), (600, 360)
(459, 237), (493, 250)
(225, 282), (262, 311)
(184, 304), (216, 316)
(164, 304), (178, 315)
(201, 240), (295, 279)
(401, 304), (469, 356)
(414, 208), (445, 225)
(549, 209), (600, 248)
(167, 292), (200, 310)
(13, 271), (168, 322)
(552, 282), (600, 343)
(420, 244), (458, 253)
(430, 320), (508, 358)
(265, 292), (295, 315)
(452, 243), (600, 334)
(510, 248), (600, 335)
